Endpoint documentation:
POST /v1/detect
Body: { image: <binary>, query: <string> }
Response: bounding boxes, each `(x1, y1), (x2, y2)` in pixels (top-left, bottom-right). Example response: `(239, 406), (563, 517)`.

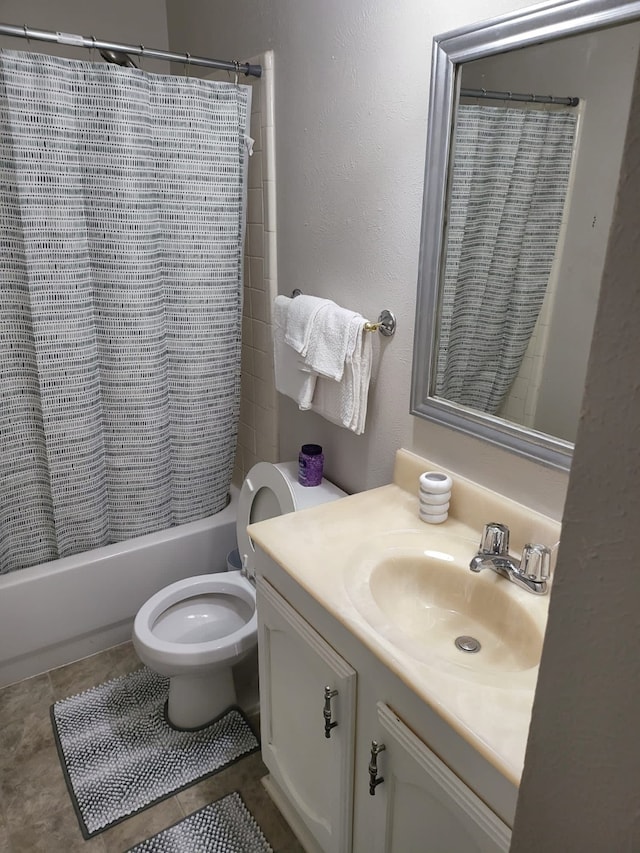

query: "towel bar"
(290, 290), (396, 337)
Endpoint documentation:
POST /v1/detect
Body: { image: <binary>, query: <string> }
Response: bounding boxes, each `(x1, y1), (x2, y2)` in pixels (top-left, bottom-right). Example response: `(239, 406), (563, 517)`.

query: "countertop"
(248, 449), (560, 787)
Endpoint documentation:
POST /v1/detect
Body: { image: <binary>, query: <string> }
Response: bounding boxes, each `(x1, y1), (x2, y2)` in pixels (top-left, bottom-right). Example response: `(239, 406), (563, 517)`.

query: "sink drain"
(455, 635), (481, 653)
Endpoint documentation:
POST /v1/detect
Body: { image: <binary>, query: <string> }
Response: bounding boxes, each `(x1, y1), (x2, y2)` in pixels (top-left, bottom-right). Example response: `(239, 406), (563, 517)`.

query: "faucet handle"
(520, 544), (551, 582)
(480, 523), (510, 556)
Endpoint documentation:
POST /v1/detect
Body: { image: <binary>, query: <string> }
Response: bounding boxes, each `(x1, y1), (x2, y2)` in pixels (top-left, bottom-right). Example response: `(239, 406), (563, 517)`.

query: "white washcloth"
(273, 295), (309, 404)
(284, 294), (329, 356)
(310, 316), (373, 434)
(297, 369), (318, 411)
(301, 301), (360, 381)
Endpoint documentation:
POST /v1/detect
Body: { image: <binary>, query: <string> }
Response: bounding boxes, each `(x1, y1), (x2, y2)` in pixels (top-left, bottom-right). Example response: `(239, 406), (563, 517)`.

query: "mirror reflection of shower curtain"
(436, 104), (577, 415)
(0, 50), (250, 573)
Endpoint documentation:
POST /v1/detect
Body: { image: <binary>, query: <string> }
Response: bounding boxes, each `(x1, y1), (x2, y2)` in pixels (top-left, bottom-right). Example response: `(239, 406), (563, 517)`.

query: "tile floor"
(0, 643), (304, 853)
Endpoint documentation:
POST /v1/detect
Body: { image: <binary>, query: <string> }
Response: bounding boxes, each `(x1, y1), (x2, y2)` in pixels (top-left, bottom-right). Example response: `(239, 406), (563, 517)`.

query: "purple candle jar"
(298, 444), (324, 487)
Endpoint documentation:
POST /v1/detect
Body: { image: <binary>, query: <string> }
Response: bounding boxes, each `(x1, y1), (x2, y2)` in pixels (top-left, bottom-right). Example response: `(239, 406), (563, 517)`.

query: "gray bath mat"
(126, 792), (273, 852)
(50, 666), (259, 839)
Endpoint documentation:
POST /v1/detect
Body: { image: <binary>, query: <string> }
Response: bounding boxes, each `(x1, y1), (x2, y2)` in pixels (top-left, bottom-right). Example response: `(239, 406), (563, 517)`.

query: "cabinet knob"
(369, 740), (386, 795)
(323, 686), (339, 738)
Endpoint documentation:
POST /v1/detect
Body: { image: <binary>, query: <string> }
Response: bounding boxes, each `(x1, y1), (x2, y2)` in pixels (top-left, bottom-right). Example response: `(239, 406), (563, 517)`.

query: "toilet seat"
(133, 572), (256, 674)
(236, 461), (347, 576)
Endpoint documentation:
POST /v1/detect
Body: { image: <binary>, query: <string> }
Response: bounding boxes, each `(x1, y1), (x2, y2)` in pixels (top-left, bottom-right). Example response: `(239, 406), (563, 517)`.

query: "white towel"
(294, 299), (360, 410)
(282, 294), (358, 410)
(273, 295), (309, 404)
(301, 301), (360, 381)
(310, 316), (373, 434)
(284, 294), (329, 356)
(275, 294), (374, 431)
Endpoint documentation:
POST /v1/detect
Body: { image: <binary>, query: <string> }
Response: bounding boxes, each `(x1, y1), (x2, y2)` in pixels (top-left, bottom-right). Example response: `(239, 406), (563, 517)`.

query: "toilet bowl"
(133, 460), (346, 729)
(133, 572), (257, 729)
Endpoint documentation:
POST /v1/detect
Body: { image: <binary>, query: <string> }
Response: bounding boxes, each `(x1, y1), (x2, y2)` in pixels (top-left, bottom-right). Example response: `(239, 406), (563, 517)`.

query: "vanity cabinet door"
(257, 578), (357, 853)
(367, 702), (511, 853)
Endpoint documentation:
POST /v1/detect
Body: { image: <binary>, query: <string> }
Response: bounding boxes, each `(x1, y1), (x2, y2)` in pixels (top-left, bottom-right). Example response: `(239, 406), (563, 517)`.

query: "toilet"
(133, 461), (346, 729)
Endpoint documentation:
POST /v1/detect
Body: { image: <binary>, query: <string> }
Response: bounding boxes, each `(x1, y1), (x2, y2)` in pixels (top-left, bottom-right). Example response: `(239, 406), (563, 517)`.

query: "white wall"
(0, 0), (169, 65)
(166, 0), (570, 518)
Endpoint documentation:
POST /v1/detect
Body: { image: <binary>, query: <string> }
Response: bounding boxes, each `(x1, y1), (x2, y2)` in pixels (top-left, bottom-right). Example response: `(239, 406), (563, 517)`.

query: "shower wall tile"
(249, 155), (264, 190)
(248, 224), (264, 264)
(243, 257), (252, 290)
(241, 314), (253, 348)
(238, 421), (256, 456)
(241, 347), (254, 379)
(253, 378), (272, 413)
(249, 289), (267, 323)
(262, 127), (276, 182)
(264, 179), (277, 233)
(250, 80), (262, 114)
(263, 84), (275, 129)
(249, 257), (265, 292)
(212, 50), (278, 488)
(243, 375), (256, 406)
(250, 112), (261, 143)
(253, 349), (273, 384)
(247, 188), (264, 225)
(252, 122), (263, 153)
(255, 425), (278, 464)
(264, 233), (277, 278)
(251, 319), (269, 354)
(240, 399), (255, 431)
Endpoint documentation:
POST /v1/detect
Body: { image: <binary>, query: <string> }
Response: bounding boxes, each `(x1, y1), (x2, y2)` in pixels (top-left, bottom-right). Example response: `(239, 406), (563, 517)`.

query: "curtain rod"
(0, 22), (262, 78)
(461, 87), (578, 107)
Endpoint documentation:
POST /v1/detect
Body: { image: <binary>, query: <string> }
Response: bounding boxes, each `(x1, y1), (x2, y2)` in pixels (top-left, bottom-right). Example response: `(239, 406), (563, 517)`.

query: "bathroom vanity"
(248, 449), (560, 853)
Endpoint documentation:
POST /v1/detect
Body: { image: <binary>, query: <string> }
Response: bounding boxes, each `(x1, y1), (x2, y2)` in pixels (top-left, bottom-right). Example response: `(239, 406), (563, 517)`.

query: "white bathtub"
(0, 487), (239, 688)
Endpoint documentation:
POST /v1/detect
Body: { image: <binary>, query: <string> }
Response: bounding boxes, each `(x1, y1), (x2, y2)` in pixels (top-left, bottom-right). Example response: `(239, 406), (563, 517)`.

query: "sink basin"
(344, 531), (545, 684)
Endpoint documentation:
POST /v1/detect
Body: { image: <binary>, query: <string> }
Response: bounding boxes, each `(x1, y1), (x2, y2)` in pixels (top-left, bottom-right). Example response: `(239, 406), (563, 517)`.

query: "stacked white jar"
(418, 472), (452, 524)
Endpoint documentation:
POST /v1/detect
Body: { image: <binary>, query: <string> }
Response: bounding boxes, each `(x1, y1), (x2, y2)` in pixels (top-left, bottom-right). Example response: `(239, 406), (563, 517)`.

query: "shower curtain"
(0, 50), (250, 574)
(436, 104), (577, 414)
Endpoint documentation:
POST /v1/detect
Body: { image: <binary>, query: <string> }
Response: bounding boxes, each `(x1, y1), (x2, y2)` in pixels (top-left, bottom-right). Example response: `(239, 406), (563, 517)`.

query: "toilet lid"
(236, 462), (297, 575)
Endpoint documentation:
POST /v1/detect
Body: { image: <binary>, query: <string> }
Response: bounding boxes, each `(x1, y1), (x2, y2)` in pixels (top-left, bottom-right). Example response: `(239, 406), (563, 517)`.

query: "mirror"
(411, 0), (640, 470)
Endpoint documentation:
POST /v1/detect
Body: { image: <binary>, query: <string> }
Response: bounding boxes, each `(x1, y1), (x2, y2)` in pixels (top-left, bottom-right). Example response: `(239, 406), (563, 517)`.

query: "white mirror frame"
(411, 0), (640, 471)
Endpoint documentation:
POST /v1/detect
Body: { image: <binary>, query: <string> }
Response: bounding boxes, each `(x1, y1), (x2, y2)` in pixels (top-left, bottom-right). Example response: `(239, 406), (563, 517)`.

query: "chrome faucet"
(470, 523), (551, 595)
